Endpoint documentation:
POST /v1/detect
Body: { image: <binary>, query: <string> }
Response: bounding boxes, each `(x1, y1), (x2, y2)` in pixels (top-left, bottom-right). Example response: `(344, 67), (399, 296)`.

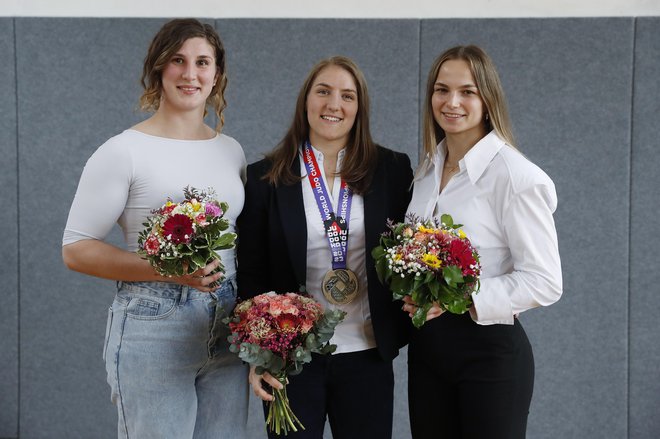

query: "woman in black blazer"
(237, 56), (413, 439)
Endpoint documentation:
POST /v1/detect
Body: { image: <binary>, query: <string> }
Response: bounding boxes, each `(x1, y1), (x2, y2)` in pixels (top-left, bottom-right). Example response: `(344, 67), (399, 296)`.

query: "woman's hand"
(401, 295), (444, 321)
(170, 259), (224, 292)
(249, 365), (283, 402)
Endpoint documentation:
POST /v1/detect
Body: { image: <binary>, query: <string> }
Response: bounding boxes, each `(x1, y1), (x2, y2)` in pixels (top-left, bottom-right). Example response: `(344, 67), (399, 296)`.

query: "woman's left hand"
(401, 295), (444, 321)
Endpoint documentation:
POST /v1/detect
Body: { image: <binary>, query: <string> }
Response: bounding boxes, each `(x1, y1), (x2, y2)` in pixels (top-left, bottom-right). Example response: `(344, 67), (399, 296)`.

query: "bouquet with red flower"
(225, 292), (346, 435)
(372, 214), (481, 328)
(137, 186), (235, 286)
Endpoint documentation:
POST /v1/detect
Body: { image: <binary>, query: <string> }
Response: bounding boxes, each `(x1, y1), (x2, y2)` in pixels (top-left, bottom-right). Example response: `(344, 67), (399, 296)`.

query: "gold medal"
(322, 269), (359, 305)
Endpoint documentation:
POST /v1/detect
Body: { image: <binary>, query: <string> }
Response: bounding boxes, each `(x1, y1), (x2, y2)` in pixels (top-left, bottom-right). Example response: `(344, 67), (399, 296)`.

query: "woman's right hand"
(170, 259), (224, 293)
(402, 295), (444, 321)
(249, 365), (283, 402)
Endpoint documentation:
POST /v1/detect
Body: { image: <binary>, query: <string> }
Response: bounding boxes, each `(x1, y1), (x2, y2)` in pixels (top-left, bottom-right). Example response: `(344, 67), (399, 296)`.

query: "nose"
(447, 91), (460, 108)
(327, 92), (341, 111)
(182, 63), (197, 81)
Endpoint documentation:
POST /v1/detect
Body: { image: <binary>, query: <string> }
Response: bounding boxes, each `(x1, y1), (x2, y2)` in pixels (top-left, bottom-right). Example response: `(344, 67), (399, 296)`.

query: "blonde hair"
(422, 45), (515, 158)
(139, 19), (228, 132)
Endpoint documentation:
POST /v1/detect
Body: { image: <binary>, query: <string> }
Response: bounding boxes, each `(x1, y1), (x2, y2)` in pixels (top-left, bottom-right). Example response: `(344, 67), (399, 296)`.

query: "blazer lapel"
(276, 155), (308, 287)
(363, 157), (388, 257)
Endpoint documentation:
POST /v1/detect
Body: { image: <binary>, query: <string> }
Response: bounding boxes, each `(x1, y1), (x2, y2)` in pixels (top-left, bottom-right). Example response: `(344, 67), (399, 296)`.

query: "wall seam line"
(12, 15), (21, 439)
(417, 19), (422, 164)
(627, 15), (637, 439)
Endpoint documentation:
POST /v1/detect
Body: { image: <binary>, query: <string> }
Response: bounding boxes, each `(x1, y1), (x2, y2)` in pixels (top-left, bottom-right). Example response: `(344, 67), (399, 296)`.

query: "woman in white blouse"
(62, 19), (248, 438)
(403, 45), (562, 438)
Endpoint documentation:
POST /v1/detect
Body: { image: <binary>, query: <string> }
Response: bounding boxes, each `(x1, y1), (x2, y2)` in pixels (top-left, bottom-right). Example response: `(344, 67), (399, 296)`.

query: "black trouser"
(263, 348), (394, 439)
(408, 312), (534, 439)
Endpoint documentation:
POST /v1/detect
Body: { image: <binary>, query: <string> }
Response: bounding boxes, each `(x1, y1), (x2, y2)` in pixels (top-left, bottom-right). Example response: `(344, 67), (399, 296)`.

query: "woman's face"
(305, 65), (358, 149)
(431, 59), (487, 141)
(159, 37), (218, 115)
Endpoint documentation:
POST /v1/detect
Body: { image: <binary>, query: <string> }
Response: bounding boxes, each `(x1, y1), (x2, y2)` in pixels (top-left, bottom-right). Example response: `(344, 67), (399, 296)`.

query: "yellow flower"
(393, 253), (402, 261)
(190, 199), (202, 212)
(417, 225), (438, 234)
(458, 229), (466, 239)
(422, 253), (442, 269)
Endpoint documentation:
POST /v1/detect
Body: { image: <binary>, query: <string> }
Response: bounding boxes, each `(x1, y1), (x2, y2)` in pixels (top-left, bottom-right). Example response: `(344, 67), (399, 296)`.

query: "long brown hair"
(264, 56), (378, 194)
(139, 18), (228, 132)
(422, 45), (515, 158)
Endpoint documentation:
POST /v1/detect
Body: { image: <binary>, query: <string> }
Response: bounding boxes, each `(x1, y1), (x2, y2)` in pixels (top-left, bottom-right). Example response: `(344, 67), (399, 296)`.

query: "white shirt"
(406, 131), (562, 325)
(63, 129), (247, 279)
(300, 145), (375, 353)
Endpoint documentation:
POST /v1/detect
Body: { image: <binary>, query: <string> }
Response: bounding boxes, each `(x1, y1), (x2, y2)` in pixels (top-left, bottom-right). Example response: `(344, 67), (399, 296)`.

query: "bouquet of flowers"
(372, 214), (481, 328)
(225, 292), (346, 435)
(137, 186), (235, 286)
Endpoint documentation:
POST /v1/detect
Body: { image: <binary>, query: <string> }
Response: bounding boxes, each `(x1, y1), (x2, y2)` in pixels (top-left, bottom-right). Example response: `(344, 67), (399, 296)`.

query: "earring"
(485, 113), (489, 121)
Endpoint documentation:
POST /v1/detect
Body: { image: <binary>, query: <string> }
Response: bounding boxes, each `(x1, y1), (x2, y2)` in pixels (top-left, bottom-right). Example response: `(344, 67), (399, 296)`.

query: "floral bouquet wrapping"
(225, 292), (346, 435)
(137, 186), (235, 286)
(372, 214), (481, 328)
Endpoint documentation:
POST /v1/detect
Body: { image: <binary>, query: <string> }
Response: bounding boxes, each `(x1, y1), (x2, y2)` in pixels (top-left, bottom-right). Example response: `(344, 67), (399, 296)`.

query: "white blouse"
(406, 131), (562, 325)
(300, 145), (375, 353)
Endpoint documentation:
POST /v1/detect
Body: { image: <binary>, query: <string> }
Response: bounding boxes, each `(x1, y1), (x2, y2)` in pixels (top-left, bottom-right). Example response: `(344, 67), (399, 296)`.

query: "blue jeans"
(103, 278), (249, 439)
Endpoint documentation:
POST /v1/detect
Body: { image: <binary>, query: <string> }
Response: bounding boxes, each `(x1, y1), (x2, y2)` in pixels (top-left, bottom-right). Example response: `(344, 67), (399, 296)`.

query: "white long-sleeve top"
(406, 131), (562, 325)
(63, 129), (246, 279)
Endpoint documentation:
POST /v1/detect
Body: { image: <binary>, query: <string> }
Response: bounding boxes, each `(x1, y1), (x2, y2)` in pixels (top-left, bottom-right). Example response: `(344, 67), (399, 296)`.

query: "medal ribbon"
(302, 141), (353, 270)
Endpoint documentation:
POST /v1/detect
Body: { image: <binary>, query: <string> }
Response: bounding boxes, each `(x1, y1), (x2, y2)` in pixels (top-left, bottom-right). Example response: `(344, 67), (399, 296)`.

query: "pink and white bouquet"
(372, 214), (481, 328)
(137, 186), (235, 286)
(225, 292), (346, 435)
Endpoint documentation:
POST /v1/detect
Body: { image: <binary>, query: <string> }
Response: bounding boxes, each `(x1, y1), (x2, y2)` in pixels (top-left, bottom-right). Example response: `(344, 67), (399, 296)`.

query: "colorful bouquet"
(372, 214), (481, 328)
(225, 292), (346, 435)
(137, 186), (235, 286)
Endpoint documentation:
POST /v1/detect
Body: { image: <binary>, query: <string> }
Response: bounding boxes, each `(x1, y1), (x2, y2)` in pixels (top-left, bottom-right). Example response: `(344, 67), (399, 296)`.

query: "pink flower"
(205, 202), (223, 217)
(144, 235), (160, 255)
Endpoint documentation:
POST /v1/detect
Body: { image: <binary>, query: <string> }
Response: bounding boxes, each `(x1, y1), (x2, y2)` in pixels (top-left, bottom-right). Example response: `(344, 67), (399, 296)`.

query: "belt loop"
(116, 280), (123, 290)
(179, 285), (189, 305)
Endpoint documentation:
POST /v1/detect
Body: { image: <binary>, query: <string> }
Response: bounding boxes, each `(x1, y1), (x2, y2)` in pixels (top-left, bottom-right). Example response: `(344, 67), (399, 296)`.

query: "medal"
(303, 142), (359, 305)
(322, 269), (358, 305)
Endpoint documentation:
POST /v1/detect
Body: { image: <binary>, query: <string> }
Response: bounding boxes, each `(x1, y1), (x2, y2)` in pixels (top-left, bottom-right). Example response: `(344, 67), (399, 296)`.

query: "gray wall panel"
(220, 19), (420, 164)
(630, 17), (660, 439)
(421, 18), (633, 439)
(16, 18), (171, 438)
(6, 15), (655, 439)
(0, 17), (19, 439)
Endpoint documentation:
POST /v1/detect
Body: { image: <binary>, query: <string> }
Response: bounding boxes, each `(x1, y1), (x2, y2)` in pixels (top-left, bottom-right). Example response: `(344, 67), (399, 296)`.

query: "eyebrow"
(314, 82), (357, 93)
(434, 81), (478, 89)
(172, 53), (214, 60)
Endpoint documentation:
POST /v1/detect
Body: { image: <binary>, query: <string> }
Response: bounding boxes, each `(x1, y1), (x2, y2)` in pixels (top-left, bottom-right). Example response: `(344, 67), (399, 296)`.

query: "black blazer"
(236, 146), (413, 361)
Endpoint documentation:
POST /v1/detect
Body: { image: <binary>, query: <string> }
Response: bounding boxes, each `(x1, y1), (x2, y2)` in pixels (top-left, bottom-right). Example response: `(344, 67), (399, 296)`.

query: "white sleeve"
(62, 140), (131, 246)
(471, 182), (563, 325)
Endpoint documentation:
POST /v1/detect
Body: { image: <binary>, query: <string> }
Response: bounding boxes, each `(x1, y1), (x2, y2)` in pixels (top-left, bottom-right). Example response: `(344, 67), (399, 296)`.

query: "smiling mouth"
(177, 86), (200, 92)
(321, 115), (342, 122)
(443, 112), (464, 119)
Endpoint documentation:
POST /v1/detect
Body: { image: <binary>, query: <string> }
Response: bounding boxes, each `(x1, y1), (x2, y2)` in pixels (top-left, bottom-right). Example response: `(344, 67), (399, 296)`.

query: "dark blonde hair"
(422, 45), (515, 158)
(139, 18), (228, 132)
(264, 56), (378, 194)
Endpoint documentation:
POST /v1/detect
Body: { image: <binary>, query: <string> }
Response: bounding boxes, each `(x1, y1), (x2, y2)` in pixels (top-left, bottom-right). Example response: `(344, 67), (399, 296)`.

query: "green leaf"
(440, 214), (454, 228)
(390, 273), (413, 295)
(442, 265), (464, 287)
(412, 302), (433, 329)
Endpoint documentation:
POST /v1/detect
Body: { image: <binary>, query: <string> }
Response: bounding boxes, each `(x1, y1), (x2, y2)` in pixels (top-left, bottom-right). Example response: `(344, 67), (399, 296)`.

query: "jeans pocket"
(102, 306), (113, 361)
(124, 294), (177, 321)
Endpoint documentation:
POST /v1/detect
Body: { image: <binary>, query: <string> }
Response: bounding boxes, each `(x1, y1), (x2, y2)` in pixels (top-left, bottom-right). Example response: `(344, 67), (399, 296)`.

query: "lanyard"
(302, 141), (353, 270)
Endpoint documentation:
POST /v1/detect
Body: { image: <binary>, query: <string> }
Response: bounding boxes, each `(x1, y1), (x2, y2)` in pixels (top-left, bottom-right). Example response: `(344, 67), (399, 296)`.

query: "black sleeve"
(236, 161), (271, 300)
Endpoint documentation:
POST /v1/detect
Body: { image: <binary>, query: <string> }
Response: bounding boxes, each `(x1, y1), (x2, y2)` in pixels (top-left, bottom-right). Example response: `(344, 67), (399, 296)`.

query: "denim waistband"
(116, 276), (236, 304)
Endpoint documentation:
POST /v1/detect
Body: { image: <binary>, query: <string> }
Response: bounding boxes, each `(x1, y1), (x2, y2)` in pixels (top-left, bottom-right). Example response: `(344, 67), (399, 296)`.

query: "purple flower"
(205, 203), (223, 217)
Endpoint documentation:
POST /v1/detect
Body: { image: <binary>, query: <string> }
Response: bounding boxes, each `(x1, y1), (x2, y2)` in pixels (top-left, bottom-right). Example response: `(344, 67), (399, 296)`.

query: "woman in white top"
(62, 19), (248, 439)
(237, 56), (413, 439)
(403, 45), (562, 438)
